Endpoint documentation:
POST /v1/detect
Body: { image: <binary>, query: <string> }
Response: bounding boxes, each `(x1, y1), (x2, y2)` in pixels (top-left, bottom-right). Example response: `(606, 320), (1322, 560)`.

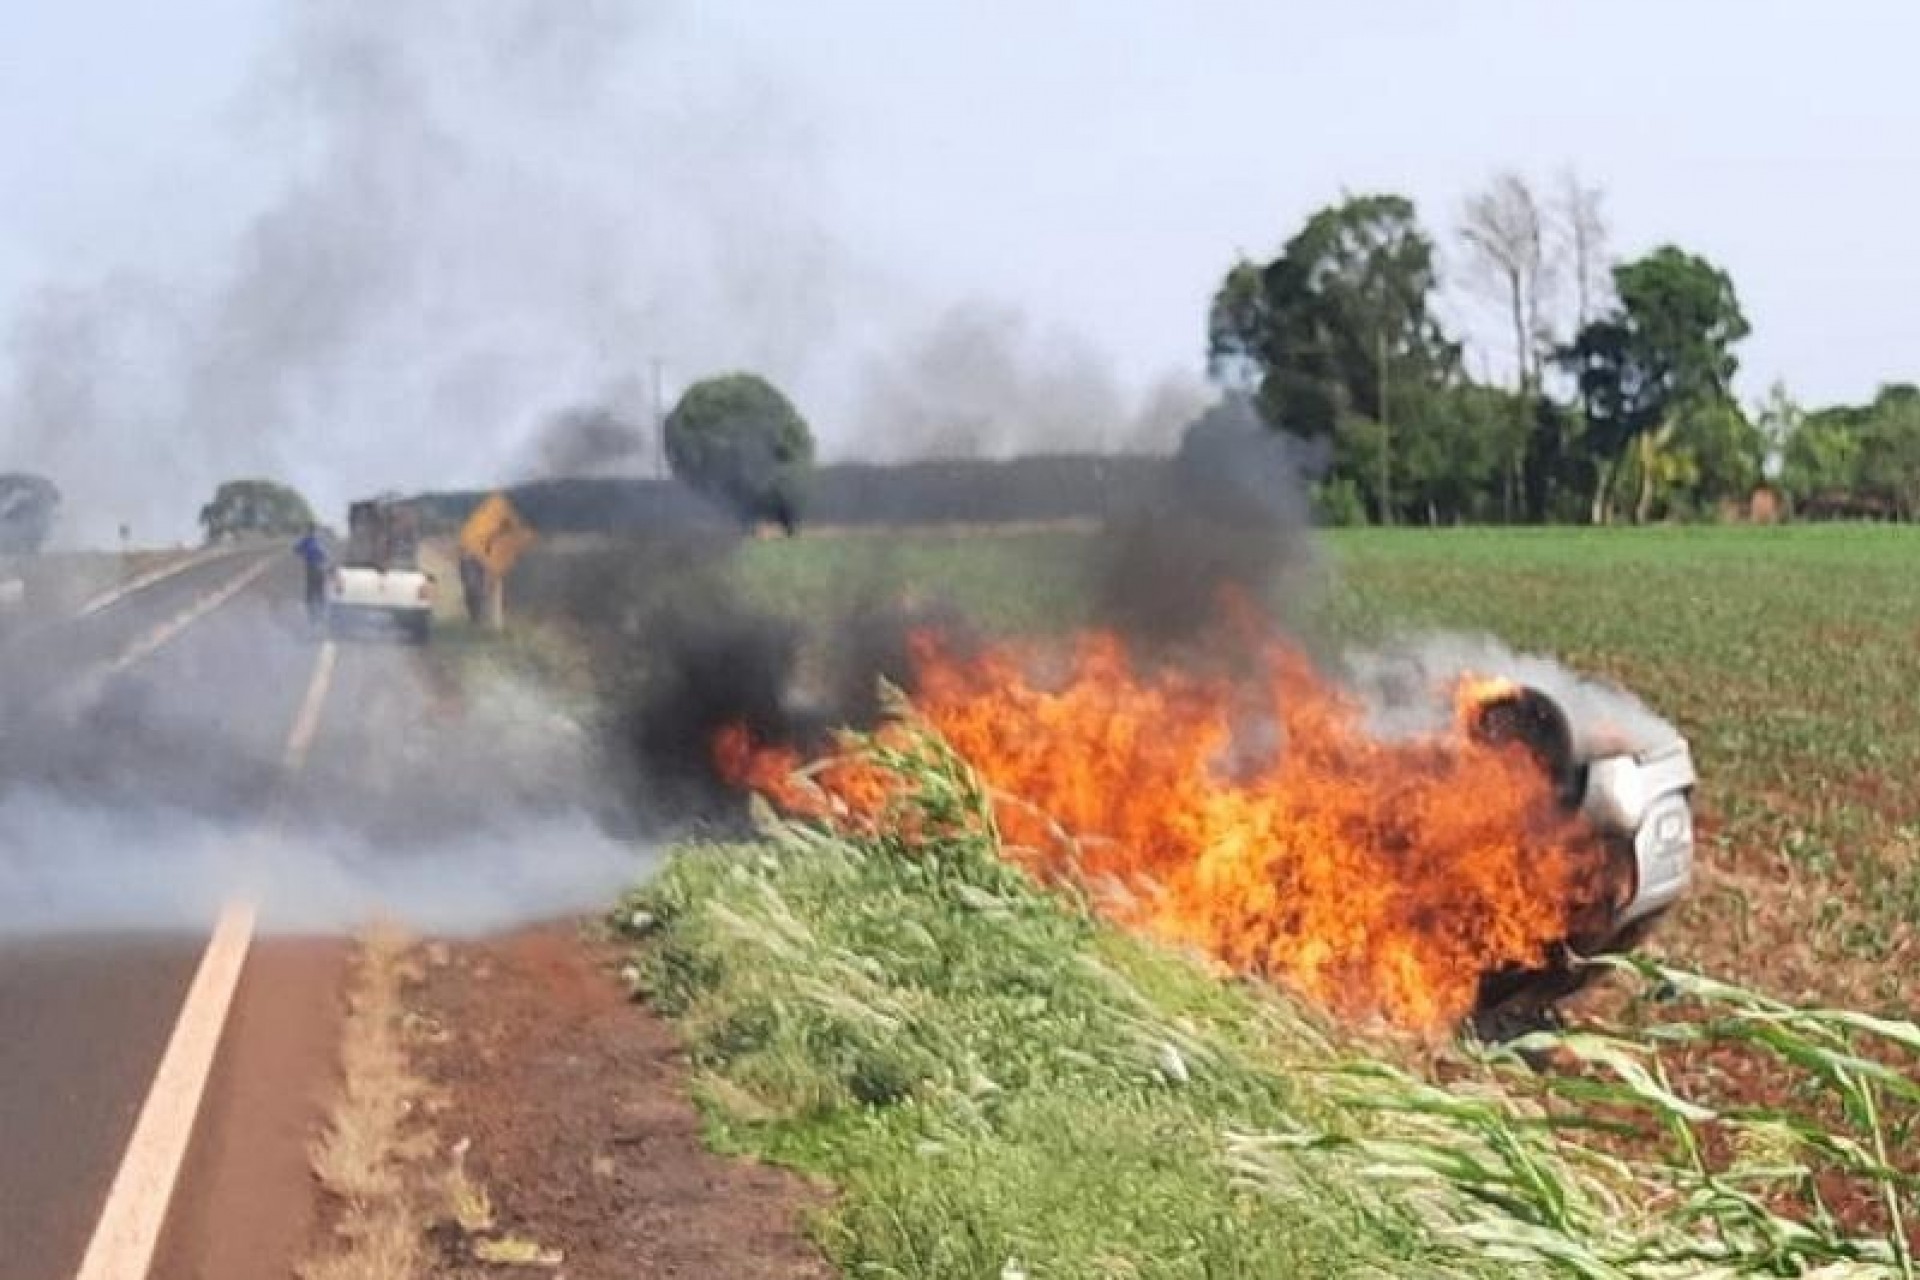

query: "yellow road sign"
(459, 492), (537, 579)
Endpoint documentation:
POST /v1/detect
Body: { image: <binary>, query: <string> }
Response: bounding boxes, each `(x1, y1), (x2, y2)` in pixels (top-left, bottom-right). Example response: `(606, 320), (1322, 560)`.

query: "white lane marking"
(75, 547), (251, 621)
(102, 557), (273, 677)
(282, 640), (339, 774)
(70, 902), (256, 1280)
(72, 634), (339, 1280)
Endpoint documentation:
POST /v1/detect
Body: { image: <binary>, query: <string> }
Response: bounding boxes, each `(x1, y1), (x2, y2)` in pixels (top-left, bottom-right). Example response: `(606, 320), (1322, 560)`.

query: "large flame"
(716, 625), (1610, 1030)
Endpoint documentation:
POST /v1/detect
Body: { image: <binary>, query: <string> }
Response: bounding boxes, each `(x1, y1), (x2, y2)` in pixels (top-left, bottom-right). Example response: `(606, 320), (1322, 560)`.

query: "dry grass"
(440, 1138), (494, 1235)
(299, 1214), (422, 1280)
(300, 923), (431, 1280)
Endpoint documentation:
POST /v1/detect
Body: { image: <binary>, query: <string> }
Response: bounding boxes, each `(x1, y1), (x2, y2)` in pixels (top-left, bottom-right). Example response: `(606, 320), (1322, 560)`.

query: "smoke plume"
(0, 0), (860, 546)
(0, 1), (1218, 551)
(0, 797), (645, 938)
(1345, 633), (1682, 757)
(855, 300), (1208, 461)
(1089, 390), (1327, 649)
(523, 402), (653, 480)
(0, 576), (650, 936)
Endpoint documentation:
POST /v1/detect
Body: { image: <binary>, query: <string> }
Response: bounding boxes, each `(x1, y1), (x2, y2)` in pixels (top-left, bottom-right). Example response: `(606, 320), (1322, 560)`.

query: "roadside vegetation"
(619, 711), (1920, 1277)
(620, 734), (1464, 1279)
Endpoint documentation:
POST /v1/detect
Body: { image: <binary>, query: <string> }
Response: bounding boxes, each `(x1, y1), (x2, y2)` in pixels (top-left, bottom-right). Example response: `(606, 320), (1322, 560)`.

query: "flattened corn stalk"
(1242, 954), (1920, 1278)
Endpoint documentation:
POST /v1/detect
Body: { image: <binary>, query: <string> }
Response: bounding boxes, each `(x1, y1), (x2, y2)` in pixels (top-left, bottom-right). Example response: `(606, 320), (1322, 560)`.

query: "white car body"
(1466, 685), (1696, 1031)
(328, 563), (433, 642)
(1580, 739), (1696, 928)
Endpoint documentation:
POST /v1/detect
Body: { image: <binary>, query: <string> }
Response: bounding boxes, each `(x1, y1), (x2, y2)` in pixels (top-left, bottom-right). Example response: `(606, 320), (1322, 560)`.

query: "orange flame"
(1455, 674), (1523, 718)
(714, 627), (1609, 1030)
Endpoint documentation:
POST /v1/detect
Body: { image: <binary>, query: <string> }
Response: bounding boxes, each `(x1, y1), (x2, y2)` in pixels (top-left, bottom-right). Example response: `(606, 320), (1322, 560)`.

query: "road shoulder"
(151, 938), (349, 1280)
(408, 921), (834, 1279)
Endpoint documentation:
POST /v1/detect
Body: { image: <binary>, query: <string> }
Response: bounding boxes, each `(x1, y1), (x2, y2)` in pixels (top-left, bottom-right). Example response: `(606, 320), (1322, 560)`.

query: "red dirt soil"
(411, 922), (834, 1280)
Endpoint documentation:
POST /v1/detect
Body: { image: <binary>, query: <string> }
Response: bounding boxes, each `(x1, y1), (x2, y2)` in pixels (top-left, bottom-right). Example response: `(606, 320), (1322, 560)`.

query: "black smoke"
(1091, 391), (1326, 650)
(524, 390), (1329, 834)
(529, 405), (651, 478)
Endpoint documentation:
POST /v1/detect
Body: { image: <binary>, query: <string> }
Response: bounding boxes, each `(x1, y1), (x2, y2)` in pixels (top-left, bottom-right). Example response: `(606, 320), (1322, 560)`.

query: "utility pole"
(650, 357), (666, 478)
(1376, 327), (1393, 526)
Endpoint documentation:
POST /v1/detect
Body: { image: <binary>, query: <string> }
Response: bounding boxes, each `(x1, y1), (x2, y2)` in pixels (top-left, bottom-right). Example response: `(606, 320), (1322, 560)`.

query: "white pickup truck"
(327, 499), (434, 644)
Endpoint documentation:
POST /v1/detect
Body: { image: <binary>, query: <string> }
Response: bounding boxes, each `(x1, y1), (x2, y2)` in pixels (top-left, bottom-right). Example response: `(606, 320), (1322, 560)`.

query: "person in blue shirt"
(294, 524), (328, 624)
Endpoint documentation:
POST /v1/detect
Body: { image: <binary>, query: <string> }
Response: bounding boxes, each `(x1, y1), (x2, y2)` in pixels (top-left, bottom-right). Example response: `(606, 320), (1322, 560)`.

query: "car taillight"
(418, 580), (433, 602)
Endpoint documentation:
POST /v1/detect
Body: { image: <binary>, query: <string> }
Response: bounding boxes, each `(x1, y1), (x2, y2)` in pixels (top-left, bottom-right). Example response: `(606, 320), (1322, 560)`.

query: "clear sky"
(2, 0), (1915, 541)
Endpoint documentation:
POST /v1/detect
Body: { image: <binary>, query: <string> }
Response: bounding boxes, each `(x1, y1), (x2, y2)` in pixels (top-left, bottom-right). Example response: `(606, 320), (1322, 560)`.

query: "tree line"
(22, 169), (1920, 548)
(1208, 173), (1920, 525)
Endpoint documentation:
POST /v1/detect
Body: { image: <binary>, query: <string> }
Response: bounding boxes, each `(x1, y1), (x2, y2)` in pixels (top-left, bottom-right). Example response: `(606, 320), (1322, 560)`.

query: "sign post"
(456, 493), (537, 630)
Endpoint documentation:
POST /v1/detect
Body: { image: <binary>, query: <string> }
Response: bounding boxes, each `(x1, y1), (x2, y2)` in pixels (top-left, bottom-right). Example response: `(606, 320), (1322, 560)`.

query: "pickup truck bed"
(328, 563), (432, 643)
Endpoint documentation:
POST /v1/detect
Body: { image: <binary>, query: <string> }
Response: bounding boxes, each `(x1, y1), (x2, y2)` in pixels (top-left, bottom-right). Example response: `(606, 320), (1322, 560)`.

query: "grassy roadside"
(617, 719), (1920, 1278)
(619, 789), (1446, 1276)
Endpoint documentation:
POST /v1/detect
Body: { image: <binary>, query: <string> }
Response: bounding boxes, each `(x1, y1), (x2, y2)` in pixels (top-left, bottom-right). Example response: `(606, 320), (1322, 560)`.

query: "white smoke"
(0, 588), (655, 938)
(0, 1), (1208, 548)
(0, 797), (651, 937)
(0, 0), (869, 546)
(1345, 632), (1682, 758)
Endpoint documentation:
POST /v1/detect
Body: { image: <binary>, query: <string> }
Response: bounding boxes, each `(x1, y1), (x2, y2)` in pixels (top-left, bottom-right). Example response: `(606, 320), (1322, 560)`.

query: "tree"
(664, 373), (815, 532)
(1599, 399), (1767, 525)
(1205, 259), (1268, 392)
(1559, 246), (1750, 522)
(1684, 400), (1766, 508)
(1770, 385), (1920, 518)
(1459, 172), (1556, 393)
(1458, 172), (1562, 522)
(1856, 418), (1920, 518)
(1848, 385), (1920, 519)
(1778, 406), (1863, 509)
(1207, 194), (1459, 522)
(1520, 396), (1593, 523)
(0, 473), (60, 553)
(1375, 382), (1531, 525)
(198, 479), (315, 542)
(1754, 381), (1802, 481)
(1555, 170), (1611, 332)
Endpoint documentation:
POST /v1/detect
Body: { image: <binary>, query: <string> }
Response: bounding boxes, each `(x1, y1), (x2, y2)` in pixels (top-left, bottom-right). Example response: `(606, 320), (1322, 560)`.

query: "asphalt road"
(0, 546), (587, 1280)
(0, 935), (205, 1280)
(0, 549), (319, 1280)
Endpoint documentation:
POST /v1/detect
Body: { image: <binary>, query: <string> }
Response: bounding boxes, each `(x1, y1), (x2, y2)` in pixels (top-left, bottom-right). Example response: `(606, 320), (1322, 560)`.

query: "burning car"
(717, 624), (1698, 1034)
(1467, 684), (1697, 1028)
